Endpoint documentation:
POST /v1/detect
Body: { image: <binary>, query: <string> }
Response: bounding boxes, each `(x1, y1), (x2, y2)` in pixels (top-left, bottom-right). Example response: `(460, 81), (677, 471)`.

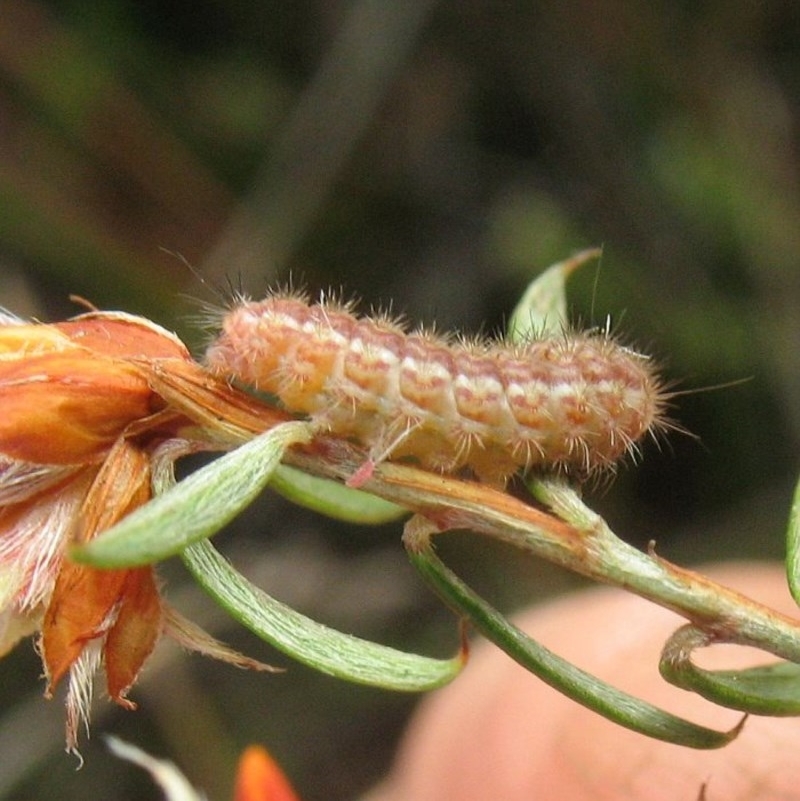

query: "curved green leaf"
(404, 523), (740, 749)
(72, 422), (311, 568)
(507, 248), (601, 341)
(182, 538), (464, 691)
(661, 625), (800, 715)
(271, 464), (407, 524)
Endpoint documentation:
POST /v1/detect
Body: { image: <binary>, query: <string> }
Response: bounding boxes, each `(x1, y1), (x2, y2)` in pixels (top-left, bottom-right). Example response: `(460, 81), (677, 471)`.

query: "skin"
(371, 562), (800, 801)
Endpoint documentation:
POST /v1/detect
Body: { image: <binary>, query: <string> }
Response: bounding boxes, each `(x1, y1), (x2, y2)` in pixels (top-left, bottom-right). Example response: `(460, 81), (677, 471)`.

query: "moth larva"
(205, 292), (666, 484)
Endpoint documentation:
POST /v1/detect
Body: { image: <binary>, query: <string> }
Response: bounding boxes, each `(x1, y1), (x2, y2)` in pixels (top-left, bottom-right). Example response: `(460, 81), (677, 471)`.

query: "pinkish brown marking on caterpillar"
(204, 291), (667, 485)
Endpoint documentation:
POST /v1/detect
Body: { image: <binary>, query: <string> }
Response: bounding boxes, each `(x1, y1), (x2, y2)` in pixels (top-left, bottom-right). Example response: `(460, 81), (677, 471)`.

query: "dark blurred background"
(2, 1), (800, 799)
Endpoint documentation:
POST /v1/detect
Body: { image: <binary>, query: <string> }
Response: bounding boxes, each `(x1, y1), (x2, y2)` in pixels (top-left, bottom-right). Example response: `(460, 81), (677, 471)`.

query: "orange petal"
(104, 567), (163, 707)
(0, 350), (158, 464)
(0, 314), (192, 465)
(41, 559), (128, 694)
(234, 745), (301, 801)
(55, 312), (191, 361)
(41, 440), (155, 693)
(74, 437), (152, 544)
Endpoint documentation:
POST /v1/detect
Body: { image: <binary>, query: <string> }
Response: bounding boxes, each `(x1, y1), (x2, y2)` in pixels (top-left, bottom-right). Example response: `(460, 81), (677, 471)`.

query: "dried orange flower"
(0, 309), (273, 752)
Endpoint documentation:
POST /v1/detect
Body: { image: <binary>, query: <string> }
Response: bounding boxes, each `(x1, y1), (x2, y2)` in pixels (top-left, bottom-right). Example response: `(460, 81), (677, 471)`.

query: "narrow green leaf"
(72, 422), (311, 568)
(661, 625), (800, 715)
(405, 534), (740, 749)
(507, 248), (601, 342)
(182, 539), (464, 691)
(785, 472), (800, 606)
(271, 464), (407, 524)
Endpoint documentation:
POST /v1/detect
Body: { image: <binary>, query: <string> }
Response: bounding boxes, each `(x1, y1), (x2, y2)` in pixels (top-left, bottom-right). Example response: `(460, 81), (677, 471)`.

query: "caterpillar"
(204, 291), (666, 485)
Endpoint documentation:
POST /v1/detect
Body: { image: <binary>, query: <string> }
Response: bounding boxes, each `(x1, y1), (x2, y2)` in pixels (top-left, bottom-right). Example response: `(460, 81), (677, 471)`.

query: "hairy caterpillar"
(204, 292), (666, 484)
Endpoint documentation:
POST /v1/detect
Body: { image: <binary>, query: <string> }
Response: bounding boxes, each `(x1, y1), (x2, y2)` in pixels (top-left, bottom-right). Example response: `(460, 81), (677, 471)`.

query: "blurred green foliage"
(2, 1), (800, 799)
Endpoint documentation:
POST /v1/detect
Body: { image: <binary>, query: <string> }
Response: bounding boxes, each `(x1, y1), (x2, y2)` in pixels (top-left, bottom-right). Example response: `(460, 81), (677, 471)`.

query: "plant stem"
(285, 440), (800, 665)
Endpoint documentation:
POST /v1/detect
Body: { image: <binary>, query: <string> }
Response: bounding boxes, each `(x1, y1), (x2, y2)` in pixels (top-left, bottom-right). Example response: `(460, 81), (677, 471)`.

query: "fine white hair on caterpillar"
(204, 290), (667, 485)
